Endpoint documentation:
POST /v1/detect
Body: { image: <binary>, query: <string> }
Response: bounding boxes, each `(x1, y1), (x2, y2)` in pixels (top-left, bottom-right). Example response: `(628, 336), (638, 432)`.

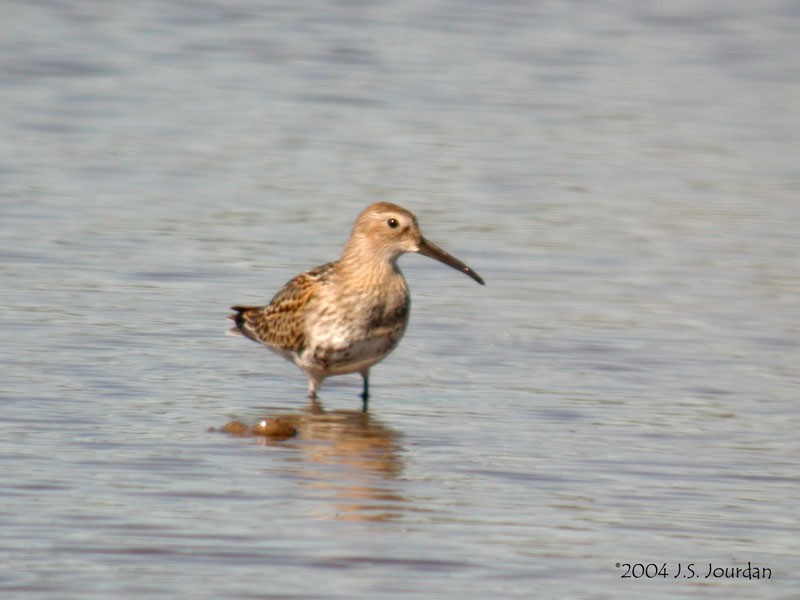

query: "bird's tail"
(227, 305), (260, 341)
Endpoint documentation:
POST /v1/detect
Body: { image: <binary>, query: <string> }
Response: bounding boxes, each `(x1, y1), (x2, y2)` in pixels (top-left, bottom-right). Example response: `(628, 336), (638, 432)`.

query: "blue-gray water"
(1, 1), (798, 598)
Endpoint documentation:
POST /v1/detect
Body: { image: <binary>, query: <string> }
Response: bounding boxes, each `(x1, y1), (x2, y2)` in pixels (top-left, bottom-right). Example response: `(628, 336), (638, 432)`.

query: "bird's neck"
(338, 243), (402, 286)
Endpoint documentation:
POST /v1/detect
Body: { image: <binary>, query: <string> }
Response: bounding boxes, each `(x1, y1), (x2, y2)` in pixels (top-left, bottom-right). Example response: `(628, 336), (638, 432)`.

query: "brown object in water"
(251, 418), (298, 439)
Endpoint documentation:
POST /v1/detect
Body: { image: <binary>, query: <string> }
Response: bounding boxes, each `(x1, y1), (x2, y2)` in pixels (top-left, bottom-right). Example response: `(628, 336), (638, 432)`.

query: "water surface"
(1, 1), (798, 598)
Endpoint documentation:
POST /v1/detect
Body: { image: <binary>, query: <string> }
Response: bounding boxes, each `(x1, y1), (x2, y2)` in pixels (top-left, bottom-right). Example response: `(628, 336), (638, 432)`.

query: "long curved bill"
(417, 237), (485, 285)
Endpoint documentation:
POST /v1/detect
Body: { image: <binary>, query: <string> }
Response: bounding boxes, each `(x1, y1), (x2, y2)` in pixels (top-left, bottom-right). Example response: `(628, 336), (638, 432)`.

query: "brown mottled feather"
(229, 262), (334, 352)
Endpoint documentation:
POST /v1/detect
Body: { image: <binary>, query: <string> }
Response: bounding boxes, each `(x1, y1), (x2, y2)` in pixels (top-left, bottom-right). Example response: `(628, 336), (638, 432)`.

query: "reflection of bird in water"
(295, 400), (403, 481)
(228, 202), (484, 409)
(222, 400), (405, 521)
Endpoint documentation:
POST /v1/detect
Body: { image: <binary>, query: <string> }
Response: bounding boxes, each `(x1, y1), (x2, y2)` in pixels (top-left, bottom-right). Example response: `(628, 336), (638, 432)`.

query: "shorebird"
(228, 202), (484, 409)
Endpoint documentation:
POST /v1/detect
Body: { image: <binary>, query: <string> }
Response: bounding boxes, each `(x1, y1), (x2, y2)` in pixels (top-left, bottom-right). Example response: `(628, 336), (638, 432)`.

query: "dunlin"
(228, 202), (484, 409)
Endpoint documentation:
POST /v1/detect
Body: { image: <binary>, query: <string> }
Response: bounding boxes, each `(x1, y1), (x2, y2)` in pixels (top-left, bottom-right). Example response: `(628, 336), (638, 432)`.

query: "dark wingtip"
(229, 306), (247, 328)
(228, 305), (259, 340)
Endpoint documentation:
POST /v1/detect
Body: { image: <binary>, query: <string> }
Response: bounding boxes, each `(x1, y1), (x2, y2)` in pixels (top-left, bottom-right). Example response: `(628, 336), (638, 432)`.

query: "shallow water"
(1, 1), (798, 598)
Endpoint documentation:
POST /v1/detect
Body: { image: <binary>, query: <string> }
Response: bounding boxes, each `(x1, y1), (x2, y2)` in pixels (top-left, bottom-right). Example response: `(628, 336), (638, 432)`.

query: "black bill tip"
(417, 237), (485, 285)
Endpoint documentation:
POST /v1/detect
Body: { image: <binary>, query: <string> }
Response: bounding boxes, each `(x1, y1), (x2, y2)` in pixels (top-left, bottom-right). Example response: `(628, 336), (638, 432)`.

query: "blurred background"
(1, 1), (798, 598)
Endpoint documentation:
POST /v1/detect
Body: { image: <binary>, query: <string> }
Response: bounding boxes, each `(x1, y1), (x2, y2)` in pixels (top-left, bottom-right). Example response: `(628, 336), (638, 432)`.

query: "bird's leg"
(360, 369), (370, 412)
(306, 373), (321, 401)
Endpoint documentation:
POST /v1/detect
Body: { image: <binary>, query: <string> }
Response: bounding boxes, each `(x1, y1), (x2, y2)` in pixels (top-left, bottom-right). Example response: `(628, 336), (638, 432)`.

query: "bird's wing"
(229, 262), (333, 352)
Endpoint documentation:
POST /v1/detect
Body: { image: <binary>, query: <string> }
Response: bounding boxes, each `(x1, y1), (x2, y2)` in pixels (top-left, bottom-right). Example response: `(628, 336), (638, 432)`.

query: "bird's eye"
(387, 218), (399, 229)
